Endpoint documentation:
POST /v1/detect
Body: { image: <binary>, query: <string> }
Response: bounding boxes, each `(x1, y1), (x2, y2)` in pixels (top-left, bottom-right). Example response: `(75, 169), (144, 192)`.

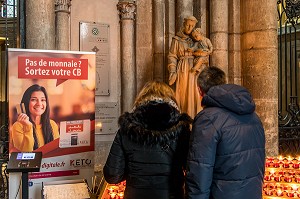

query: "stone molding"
(55, 0), (71, 13)
(117, 1), (136, 20)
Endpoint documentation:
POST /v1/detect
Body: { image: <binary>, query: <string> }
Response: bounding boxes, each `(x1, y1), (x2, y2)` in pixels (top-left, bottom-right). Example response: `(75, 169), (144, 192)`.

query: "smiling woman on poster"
(11, 84), (59, 152)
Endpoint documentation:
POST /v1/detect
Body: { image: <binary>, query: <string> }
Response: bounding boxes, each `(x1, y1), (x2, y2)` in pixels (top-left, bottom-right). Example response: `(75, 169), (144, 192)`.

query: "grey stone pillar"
(136, 0), (153, 92)
(241, 0), (278, 156)
(117, 1), (137, 113)
(176, 0), (193, 32)
(26, 0), (55, 49)
(153, 0), (165, 81)
(210, 0), (229, 74)
(55, 0), (71, 50)
(193, 0), (207, 33)
(166, 0), (175, 46)
(165, 0), (175, 81)
(228, 0), (241, 84)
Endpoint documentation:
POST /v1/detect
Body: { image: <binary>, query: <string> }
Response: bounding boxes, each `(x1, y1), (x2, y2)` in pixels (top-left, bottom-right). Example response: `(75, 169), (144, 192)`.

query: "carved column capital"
(55, 0), (71, 13)
(117, 1), (136, 20)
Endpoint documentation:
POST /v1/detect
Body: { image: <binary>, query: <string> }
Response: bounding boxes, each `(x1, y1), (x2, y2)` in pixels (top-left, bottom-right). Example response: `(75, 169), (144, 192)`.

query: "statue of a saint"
(168, 16), (213, 118)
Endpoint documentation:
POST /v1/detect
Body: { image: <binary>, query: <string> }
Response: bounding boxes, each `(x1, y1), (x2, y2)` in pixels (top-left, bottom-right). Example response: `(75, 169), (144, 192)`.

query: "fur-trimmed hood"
(118, 101), (192, 146)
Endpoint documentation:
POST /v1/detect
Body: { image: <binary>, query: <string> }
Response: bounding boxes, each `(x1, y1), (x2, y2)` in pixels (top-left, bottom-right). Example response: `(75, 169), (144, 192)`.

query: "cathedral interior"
(0, 0), (300, 198)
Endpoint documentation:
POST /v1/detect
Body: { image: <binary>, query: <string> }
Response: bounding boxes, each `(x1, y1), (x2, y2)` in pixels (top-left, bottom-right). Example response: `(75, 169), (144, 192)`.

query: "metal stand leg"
(21, 172), (28, 199)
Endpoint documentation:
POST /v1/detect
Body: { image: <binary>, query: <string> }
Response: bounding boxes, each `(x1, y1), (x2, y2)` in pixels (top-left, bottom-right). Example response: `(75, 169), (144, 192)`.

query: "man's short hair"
(197, 66), (227, 94)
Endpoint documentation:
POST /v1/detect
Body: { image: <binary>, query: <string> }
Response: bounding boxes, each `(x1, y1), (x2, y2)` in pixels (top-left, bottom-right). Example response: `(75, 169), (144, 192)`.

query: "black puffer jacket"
(104, 101), (192, 199)
(186, 84), (265, 199)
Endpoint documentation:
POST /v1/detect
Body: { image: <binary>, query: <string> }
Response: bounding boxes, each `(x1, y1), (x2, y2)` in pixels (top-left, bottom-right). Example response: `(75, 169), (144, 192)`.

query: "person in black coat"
(186, 66), (265, 199)
(104, 80), (192, 199)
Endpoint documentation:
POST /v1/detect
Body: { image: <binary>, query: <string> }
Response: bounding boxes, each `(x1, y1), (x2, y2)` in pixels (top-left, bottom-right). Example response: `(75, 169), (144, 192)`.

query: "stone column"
(228, 0), (241, 84)
(26, 0), (55, 49)
(55, 0), (71, 50)
(176, 0), (193, 32)
(210, 0), (229, 74)
(153, 0), (165, 81)
(165, 0), (175, 81)
(200, 0), (208, 34)
(193, 0), (207, 34)
(136, 0), (153, 91)
(117, 0), (137, 113)
(166, 0), (175, 46)
(241, 0), (278, 156)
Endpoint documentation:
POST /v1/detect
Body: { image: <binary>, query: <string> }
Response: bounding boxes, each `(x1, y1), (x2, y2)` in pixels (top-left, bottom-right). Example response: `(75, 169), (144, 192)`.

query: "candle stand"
(99, 181), (125, 199)
(263, 156), (300, 198)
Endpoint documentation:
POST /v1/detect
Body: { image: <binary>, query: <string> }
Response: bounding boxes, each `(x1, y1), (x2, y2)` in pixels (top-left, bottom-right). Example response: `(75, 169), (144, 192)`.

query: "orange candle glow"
(264, 188), (273, 196)
(109, 192), (117, 199)
(107, 186), (114, 193)
(276, 189), (283, 196)
(269, 169), (276, 175)
(295, 175), (300, 183)
(264, 174), (272, 181)
(274, 174), (281, 182)
(291, 184), (298, 191)
(284, 175), (293, 183)
(287, 190), (295, 197)
(118, 192), (124, 199)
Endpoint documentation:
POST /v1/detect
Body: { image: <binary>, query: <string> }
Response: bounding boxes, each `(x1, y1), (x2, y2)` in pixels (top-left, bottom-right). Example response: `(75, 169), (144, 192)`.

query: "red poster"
(8, 48), (96, 199)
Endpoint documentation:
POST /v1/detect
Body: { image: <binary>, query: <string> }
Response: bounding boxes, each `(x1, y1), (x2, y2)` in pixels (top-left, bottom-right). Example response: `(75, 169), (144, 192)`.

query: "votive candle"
(295, 175), (300, 183)
(118, 192), (124, 199)
(264, 188), (273, 196)
(274, 174), (281, 182)
(293, 162), (300, 169)
(264, 175), (272, 181)
(109, 192), (117, 199)
(276, 189), (283, 196)
(287, 190), (295, 197)
(285, 175), (293, 183)
(292, 184), (298, 191)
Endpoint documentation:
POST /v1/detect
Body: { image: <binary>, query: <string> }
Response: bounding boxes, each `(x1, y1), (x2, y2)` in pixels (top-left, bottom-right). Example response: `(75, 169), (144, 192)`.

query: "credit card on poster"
(16, 103), (25, 115)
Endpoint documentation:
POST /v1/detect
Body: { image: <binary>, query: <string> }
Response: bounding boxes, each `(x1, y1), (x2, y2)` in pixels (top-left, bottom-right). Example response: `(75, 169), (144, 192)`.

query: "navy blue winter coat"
(186, 84), (265, 199)
(104, 100), (192, 199)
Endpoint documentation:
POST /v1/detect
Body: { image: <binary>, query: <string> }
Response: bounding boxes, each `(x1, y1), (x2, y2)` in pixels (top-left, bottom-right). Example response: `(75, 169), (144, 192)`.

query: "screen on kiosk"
(16, 153), (36, 160)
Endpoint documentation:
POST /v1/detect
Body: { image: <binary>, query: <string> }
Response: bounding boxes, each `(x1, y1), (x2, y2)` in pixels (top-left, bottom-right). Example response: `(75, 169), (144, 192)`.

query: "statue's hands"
(190, 67), (199, 74)
(201, 51), (209, 56)
(169, 72), (177, 85)
(186, 48), (193, 52)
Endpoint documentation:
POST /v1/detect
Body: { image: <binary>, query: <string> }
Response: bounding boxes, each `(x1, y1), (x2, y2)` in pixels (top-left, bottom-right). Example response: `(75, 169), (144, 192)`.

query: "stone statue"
(188, 28), (213, 73)
(168, 16), (213, 118)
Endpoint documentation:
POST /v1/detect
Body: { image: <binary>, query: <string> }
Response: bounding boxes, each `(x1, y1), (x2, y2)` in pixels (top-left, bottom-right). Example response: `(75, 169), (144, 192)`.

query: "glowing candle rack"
(263, 156), (300, 198)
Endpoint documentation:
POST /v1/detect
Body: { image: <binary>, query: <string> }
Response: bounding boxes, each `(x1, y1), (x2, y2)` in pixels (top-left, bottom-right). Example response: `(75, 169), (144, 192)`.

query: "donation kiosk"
(7, 152), (42, 199)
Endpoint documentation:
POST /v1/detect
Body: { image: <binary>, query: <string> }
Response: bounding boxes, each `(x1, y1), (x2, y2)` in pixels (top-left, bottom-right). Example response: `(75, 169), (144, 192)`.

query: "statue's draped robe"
(168, 30), (201, 118)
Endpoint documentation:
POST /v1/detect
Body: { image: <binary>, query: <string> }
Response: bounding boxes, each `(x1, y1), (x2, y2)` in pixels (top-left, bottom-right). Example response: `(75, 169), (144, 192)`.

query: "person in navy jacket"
(186, 66), (265, 199)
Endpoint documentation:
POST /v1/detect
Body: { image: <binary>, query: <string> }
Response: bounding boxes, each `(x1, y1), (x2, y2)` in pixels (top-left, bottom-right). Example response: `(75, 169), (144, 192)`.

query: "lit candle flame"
(96, 122), (103, 128)
(270, 169), (275, 175)
(292, 184), (298, 191)
(277, 189), (282, 195)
